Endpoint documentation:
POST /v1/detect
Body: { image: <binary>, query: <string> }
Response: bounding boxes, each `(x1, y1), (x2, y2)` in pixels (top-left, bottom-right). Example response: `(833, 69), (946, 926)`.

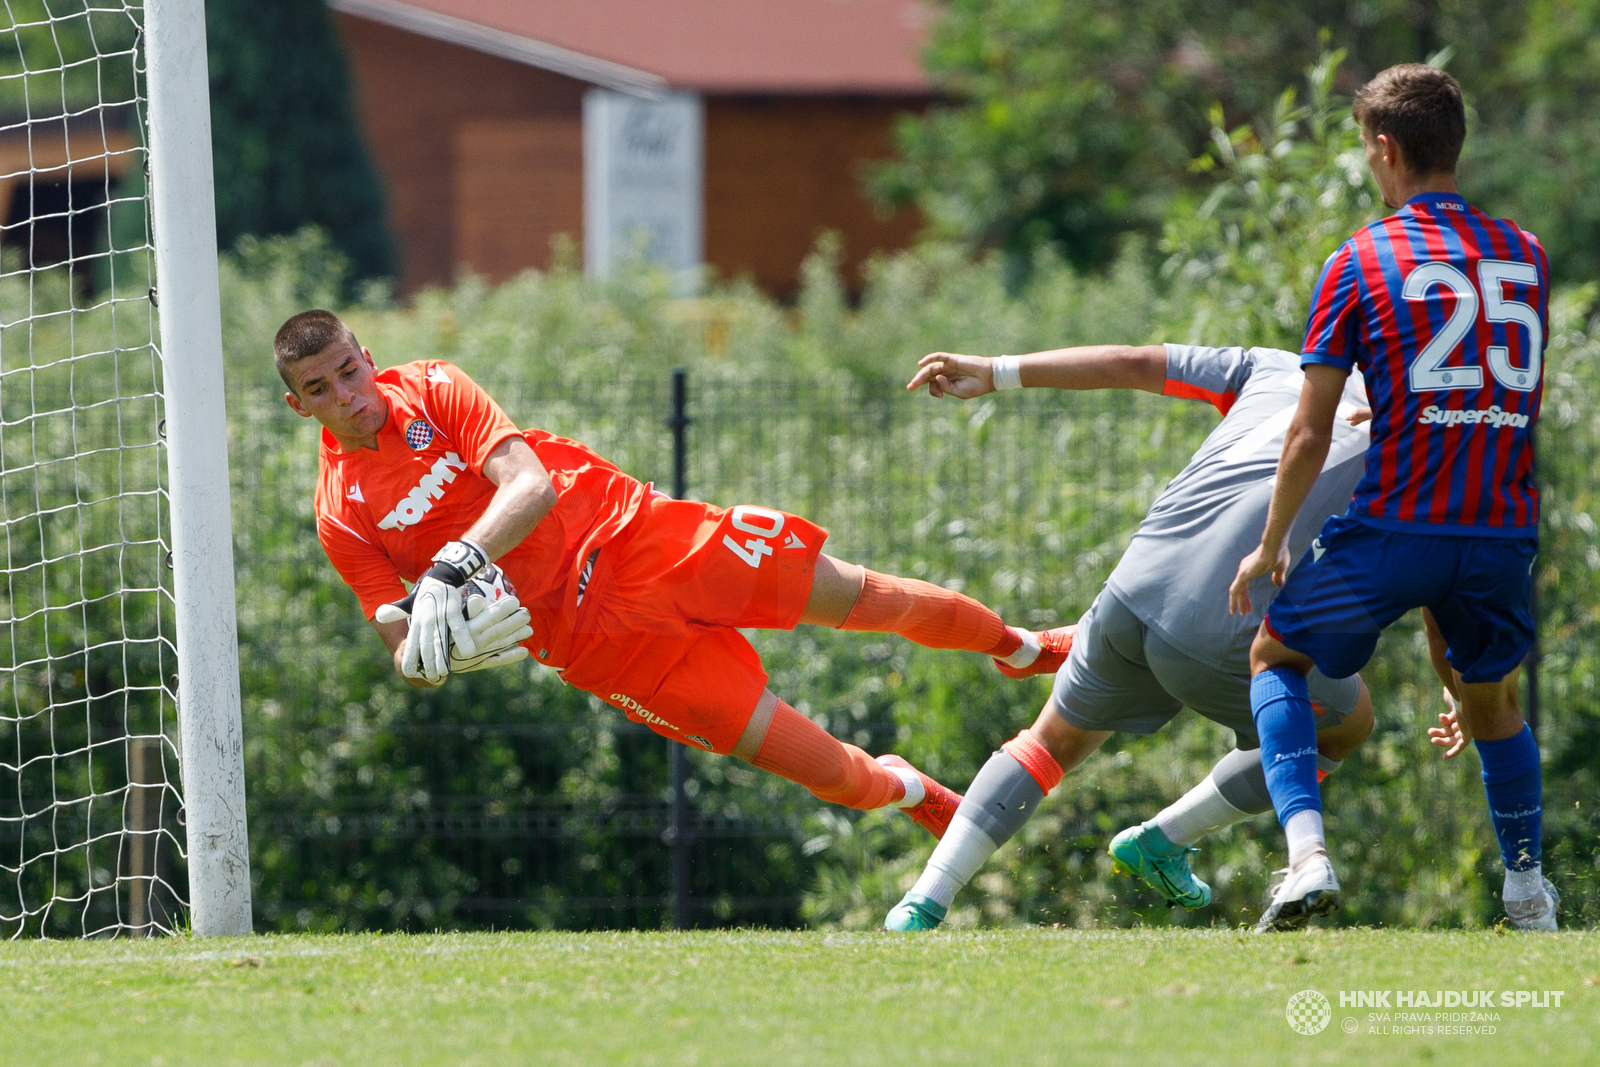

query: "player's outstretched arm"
(379, 436), (557, 683)
(906, 345), (1167, 399)
(1229, 363), (1349, 614)
(461, 435), (558, 560)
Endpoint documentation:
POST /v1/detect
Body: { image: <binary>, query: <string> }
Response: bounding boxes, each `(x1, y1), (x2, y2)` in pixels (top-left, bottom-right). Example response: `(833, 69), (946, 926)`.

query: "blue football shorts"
(1264, 514), (1537, 684)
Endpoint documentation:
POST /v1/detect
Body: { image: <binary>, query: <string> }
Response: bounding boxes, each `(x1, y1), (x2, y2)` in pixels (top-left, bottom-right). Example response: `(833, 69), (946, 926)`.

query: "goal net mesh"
(0, 1), (183, 938)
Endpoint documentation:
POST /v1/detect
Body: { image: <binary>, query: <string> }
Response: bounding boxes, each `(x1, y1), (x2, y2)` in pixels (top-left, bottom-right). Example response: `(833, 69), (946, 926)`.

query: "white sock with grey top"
(1154, 746), (1343, 847)
(907, 747), (1046, 908)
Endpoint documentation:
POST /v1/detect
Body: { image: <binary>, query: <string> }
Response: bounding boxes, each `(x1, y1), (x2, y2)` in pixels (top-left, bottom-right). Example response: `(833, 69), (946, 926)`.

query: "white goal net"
(0, 0), (182, 938)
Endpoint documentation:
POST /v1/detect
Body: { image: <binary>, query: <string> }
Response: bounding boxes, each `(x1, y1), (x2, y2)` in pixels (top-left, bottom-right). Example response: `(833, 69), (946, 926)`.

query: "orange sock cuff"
(750, 699), (905, 810)
(1002, 729), (1063, 793)
(840, 570), (1021, 657)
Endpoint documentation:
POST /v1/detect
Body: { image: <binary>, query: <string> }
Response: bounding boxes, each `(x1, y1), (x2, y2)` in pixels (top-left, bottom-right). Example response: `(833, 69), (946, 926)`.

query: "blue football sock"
(1250, 668), (1321, 827)
(1475, 725), (1542, 872)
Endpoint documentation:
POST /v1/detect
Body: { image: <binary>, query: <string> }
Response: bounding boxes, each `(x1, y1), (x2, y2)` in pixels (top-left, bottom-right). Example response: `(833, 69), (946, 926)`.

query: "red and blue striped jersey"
(1301, 193), (1547, 536)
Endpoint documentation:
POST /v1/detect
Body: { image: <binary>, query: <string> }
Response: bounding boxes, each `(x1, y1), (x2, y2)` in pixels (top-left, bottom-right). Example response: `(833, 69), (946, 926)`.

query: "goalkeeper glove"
(451, 566), (534, 673)
(376, 539), (489, 683)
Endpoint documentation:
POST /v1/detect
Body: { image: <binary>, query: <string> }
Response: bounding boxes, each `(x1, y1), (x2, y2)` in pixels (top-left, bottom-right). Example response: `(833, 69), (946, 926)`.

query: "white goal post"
(0, 0), (248, 938)
(146, 0), (250, 937)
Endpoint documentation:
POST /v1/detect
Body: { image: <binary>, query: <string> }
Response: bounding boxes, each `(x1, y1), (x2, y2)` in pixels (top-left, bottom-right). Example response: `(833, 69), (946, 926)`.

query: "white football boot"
(1503, 876), (1559, 932)
(1253, 853), (1340, 933)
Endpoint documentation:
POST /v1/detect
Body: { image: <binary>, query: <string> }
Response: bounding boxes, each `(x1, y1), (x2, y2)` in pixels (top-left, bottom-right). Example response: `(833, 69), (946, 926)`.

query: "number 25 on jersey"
(1403, 259), (1541, 394)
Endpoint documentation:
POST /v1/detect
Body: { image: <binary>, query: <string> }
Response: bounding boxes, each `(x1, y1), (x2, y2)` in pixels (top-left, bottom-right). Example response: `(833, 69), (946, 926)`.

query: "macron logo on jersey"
(376, 451), (468, 531)
(427, 365), (451, 386)
(1417, 404), (1531, 430)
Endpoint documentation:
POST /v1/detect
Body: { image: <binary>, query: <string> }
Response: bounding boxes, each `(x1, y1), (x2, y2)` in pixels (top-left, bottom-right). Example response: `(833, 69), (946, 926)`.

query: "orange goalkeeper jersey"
(313, 360), (648, 667)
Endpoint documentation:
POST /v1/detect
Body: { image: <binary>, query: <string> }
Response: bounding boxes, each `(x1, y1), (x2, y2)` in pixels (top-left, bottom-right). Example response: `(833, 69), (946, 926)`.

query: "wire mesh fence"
(225, 366), (1308, 932)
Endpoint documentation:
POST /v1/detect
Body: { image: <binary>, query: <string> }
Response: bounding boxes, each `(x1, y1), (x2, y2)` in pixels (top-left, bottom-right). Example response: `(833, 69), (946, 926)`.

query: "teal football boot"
(884, 892), (947, 932)
(1108, 822), (1212, 909)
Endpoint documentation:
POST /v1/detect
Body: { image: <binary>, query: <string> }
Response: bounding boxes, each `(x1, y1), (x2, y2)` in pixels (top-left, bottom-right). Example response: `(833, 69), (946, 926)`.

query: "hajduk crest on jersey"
(405, 419), (435, 450)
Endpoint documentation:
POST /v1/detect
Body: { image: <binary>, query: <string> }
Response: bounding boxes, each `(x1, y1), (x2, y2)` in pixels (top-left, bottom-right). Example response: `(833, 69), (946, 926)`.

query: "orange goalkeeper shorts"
(559, 494), (828, 753)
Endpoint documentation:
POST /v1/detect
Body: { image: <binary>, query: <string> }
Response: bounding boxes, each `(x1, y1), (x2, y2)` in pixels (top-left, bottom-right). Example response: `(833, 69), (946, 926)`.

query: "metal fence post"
(1527, 578), (1541, 739)
(667, 368), (692, 928)
(124, 737), (164, 935)
(1527, 425), (1541, 740)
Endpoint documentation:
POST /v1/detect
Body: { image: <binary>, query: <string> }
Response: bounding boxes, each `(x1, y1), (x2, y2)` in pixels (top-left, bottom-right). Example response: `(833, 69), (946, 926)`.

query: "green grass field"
(1, 929), (1594, 1066)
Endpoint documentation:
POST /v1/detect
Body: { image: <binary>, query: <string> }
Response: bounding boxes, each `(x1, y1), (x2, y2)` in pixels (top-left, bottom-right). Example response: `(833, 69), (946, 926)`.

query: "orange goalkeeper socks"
(751, 699), (906, 810)
(839, 570), (1022, 658)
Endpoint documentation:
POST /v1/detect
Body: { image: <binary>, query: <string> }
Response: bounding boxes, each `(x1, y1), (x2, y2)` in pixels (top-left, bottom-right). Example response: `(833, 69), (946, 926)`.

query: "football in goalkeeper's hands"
(451, 565), (534, 673)
(462, 563), (516, 619)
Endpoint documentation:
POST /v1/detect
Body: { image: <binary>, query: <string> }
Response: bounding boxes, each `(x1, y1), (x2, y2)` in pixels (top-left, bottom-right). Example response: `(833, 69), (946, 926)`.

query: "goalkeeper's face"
(283, 339), (389, 444)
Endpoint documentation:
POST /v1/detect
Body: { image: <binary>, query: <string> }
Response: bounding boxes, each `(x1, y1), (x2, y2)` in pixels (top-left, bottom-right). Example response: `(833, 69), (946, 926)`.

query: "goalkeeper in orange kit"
(277, 310), (1075, 837)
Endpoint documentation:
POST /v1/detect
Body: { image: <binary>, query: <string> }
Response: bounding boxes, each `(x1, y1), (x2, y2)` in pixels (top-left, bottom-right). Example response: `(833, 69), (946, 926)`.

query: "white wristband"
(991, 355), (1023, 391)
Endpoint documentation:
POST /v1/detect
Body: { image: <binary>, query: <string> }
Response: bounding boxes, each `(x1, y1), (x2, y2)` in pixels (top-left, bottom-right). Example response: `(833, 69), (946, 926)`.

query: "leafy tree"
(875, 0), (1538, 273)
(206, 0), (394, 283)
(1159, 51), (1377, 348)
(0, 1), (137, 120)
(1464, 0), (1600, 282)
(870, 0), (1202, 270)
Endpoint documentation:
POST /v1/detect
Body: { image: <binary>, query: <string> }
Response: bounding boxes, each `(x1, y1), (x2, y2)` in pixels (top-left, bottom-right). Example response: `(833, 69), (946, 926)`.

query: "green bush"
(6, 12), (1592, 940)
(216, 217), (1599, 933)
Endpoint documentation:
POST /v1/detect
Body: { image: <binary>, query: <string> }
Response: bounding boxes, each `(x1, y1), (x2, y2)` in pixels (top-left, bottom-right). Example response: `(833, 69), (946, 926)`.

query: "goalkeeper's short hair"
(274, 309), (361, 391)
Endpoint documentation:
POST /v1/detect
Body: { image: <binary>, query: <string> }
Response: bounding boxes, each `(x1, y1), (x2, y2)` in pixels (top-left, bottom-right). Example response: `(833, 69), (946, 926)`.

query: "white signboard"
(583, 89), (703, 282)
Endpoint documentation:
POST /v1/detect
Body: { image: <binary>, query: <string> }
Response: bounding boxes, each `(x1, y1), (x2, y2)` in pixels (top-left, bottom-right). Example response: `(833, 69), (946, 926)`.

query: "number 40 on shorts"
(723, 506), (786, 568)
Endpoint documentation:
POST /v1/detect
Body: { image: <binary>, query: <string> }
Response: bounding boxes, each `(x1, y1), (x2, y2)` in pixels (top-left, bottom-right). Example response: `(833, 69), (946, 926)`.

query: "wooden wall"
(452, 119), (584, 284)
(337, 14), (585, 293)
(704, 96), (921, 294)
(337, 14), (922, 295)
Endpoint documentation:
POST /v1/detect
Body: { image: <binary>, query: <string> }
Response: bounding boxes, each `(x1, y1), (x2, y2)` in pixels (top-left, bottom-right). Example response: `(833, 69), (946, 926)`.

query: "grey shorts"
(1050, 590), (1360, 748)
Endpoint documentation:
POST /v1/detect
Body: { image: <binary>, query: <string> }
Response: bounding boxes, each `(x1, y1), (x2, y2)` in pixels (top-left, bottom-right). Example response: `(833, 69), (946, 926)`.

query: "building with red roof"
(328, 0), (932, 294)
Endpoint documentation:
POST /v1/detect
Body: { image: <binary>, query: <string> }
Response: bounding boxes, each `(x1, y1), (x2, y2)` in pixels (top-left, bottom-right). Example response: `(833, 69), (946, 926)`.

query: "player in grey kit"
(886, 340), (1390, 930)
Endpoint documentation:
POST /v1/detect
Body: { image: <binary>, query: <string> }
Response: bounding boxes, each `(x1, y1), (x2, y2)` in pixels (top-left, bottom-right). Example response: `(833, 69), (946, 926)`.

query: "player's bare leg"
(798, 554), (1075, 677)
(727, 689), (963, 838)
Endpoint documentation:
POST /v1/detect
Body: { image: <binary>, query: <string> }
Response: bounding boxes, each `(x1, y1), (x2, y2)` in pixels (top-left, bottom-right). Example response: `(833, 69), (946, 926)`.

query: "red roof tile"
(339, 0), (932, 94)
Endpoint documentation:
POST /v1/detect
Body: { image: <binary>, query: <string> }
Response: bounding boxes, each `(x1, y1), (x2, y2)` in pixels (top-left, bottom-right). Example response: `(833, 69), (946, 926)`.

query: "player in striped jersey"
(1231, 65), (1556, 931)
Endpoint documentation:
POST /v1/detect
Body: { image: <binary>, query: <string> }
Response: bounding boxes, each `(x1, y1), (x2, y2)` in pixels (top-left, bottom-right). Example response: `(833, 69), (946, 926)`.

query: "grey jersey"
(1104, 344), (1370, 675)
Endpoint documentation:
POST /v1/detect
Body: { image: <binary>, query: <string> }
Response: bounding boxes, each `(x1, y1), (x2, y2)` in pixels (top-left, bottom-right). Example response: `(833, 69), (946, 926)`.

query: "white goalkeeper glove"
(376, 539), (489, 683)
(451, 567), (534, 673)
